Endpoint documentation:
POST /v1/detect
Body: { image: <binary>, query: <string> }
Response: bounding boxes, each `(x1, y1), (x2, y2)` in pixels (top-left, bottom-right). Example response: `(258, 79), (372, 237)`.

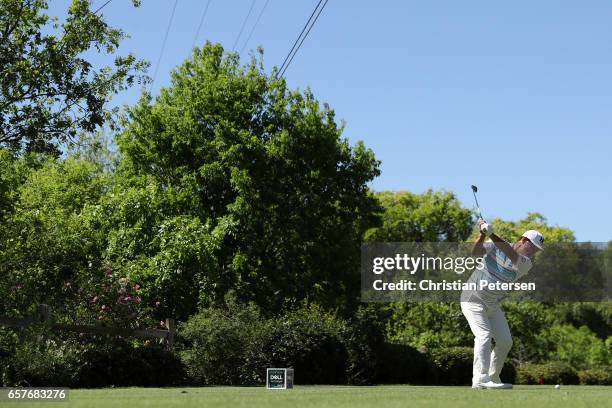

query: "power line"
(278, 0), (329, 78)
(192, 0), (212, 49)
(93, 0), (112, 14)
(232, 0), (257, 51)
(277, 0), (323, 76)
(151, 0), (179, 89)
(239, 0), (270, 55)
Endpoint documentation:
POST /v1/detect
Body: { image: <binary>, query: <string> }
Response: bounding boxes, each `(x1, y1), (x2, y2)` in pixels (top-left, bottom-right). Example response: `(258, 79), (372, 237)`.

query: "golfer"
(461, 219), (544, 389)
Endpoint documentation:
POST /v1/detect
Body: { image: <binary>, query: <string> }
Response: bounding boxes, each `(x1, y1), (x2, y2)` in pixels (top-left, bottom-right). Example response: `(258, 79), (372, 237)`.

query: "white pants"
(460, 300), (513, 386)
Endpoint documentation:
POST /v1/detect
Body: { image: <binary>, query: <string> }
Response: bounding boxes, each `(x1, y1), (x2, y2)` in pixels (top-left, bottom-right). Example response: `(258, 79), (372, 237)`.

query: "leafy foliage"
(502, 302), (552, 362)
(537, 324), (612, 369)
(578, 367), (612, 385)
(483, 212), (575, 243)
(427, 347), (474, 385)
(0, 155), (110, 317)
(116, 42), (381, 313)
(387, 302), (472, 350)
(366, 190), (473, 242)
(1, 326), (183, 387)
(178, 294), (346, 385)
(259, 304), (348, 384)
(0, 0), (148, 155)
(516, 362), (580, 385)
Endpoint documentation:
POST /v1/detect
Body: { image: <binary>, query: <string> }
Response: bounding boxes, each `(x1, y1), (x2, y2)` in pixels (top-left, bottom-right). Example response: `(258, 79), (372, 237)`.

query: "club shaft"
(472, 191), (483, 219)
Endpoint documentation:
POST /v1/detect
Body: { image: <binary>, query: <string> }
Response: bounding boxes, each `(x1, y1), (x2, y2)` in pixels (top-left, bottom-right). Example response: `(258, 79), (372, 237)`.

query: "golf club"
(470, 185), (483, 219)
(471, 185), (488, 234)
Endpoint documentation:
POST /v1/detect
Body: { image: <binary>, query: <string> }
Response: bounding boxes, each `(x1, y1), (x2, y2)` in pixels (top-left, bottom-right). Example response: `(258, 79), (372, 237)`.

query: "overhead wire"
(239, 0), (271, 55)
(192, 0), (212, 49)
(232, 0), (257, 51)
(278, 0), (329, 78)
(151, 0), (179, 89)
(277, 0), (323, 76)
(93, 0), (113, 14)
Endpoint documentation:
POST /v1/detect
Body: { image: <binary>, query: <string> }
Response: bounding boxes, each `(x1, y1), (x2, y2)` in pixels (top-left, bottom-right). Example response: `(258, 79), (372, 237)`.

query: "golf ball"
(554, 384), (561, 389)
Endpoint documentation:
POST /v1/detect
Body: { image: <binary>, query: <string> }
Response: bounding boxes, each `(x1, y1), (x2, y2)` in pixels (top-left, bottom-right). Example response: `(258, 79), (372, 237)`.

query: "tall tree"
(365, 190), (473, 242)
(486, 212), (575, 243)
(0, 0), (147, 155)
(116, 43), (381, 314)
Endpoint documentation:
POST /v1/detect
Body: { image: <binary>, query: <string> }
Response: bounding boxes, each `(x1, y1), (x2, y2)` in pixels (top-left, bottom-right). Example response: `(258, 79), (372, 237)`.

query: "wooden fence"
(0, 305), (176, 349)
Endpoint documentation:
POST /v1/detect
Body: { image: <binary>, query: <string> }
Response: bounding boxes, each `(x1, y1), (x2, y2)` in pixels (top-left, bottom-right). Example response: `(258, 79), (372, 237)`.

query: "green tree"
(0, 151), (156, 327)
(539, 324), (612, 368)
(0, 0), (147, 155)
(484, 212), (575, 243)
(387, 302), (472, 350)
(0, 154), (110, 316)
(115, 42), (381, 314)
(365, 190), (473, 242)
(0, 150), (26, 223)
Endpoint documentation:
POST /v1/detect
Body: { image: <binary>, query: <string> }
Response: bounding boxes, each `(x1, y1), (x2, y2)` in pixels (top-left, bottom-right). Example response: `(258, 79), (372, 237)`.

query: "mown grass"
(8, 385), (612, 408)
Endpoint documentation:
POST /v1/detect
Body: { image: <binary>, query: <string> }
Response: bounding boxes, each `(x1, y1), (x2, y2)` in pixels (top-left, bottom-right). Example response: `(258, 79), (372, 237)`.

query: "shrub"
(178, 294), (266, 385)
(343, 304), (388, 385)
(504, 302), (552, 362)
(578, 367), (612, 385)
(500, 360), (517, 384)
(516, 362), (579, 385)
(179, 295), (348, 385)
(538, 325), (612, 369)
(376, 342), (437, 385)
(320, 304), (437, 385)
(553, 303), (612, 339)
(259, 304), (347, 385)
(428, 347), (473, 385)
(1, 328), (84, 387)
(387, 302), (472, 350)
(1, 326), (185, 388)
(75, 340), (185, 387)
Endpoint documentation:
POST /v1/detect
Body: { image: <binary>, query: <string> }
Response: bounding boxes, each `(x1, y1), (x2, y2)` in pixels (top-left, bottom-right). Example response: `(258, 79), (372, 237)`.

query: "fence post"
(165, 318), (175, 349)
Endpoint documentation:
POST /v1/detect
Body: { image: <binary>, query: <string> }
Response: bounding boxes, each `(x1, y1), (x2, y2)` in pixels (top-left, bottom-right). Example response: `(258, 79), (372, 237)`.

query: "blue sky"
(48, 1), (612, 241)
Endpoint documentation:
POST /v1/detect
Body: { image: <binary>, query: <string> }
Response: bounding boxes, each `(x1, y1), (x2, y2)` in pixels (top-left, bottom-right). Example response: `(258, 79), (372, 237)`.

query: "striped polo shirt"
(462, 242), (533, 305)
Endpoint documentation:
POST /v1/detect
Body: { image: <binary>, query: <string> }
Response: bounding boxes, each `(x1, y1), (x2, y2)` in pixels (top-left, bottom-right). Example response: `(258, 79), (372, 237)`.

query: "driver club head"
(471, 185), (478, 193)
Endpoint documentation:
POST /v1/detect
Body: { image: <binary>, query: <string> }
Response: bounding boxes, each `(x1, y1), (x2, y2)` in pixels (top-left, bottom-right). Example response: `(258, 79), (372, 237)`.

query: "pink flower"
(101, 305), (107, 311)
(133, 284), (141, 291)
(91, 296), (98, 304)
(155, 301), (161, 307)
(97, 316), (103, 321)
(160, 320), (165, 327)
(135, 297), (142, 304)
(124, 296), (132, 302)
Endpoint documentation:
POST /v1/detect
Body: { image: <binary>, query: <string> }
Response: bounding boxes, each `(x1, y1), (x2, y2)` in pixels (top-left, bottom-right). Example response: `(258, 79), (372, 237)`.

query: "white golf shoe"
(473, 381), (513, 389)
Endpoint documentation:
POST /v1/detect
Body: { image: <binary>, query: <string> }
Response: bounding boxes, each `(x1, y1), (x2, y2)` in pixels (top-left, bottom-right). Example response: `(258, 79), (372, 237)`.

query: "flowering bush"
(54, 263), (156, 329)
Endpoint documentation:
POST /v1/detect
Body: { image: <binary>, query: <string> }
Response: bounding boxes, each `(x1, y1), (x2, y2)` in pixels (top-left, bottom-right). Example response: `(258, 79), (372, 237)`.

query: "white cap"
(522, 230), (544, 250)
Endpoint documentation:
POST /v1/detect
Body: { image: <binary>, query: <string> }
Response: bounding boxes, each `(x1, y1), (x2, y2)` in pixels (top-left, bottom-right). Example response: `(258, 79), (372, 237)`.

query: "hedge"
(578, 367), (612, 385)
(516, 362), (579, 385)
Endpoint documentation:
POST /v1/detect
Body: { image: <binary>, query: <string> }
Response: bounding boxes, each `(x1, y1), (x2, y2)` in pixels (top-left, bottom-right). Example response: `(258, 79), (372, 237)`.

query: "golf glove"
(479, 221), (493, 237)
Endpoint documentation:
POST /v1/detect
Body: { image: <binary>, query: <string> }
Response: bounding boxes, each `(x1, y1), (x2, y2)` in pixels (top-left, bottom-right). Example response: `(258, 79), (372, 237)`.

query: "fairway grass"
(8, 385), (612, 408)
